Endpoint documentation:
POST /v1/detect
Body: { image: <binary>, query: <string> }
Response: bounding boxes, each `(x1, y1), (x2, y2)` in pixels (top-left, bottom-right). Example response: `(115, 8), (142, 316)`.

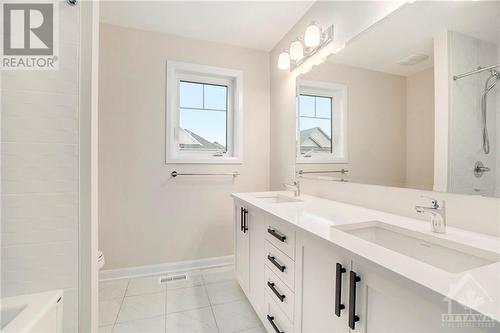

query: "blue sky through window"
(179, 81), (228, 148)
(299, 94), (332, 137)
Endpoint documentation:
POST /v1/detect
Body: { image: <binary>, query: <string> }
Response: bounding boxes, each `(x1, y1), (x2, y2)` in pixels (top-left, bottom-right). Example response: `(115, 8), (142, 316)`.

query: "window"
(166, 62), (243, 163)
(296, 80), (348, 163)
(179, 81), (228, 153)
(298, 94), (333, 154)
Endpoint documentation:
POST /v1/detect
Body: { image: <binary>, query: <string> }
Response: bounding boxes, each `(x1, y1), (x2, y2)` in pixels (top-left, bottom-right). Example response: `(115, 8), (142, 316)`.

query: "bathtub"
(1, 290), (63, 333)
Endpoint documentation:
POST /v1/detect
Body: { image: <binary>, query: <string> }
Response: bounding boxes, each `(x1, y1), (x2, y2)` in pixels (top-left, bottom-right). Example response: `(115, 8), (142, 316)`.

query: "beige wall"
(300, 62), (407, 188)
(98, 23), (270, 269)
(405, 68), (435, 190)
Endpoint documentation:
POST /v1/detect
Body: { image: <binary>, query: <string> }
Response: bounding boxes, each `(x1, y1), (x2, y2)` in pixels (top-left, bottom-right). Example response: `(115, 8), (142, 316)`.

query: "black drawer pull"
(267, 228), (286, 242)
(243, 209), (249, 233)
(240, 207), (244, 232)
(267, 281), (286, 302)
(267, 315), (284, 333)
(348, 270), (361, 330)
(267, 255), (286, 272)
(335, 263), (346, 317)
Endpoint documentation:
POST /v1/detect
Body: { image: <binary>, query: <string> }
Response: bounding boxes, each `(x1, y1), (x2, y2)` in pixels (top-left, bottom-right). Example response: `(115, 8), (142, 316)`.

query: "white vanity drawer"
(265, 266), (295, 322)
(265, 218), (295, 260)
(264, 292), (294, 333)
(265, 240), (295, 291)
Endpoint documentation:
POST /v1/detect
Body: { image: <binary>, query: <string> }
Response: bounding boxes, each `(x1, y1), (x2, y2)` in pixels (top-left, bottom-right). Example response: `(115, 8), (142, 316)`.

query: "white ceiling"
(99, 1), (315, 51)
(329, 1), (500, 76)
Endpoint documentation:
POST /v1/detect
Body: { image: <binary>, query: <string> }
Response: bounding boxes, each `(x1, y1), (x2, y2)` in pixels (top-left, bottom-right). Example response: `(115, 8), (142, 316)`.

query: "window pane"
(299, 117), (332, 154)
(179, 81), (203, 109)
(204, 84), (227, 110)
(316, 97), (332, 118)
(299, 95), (315, 116)
(179, 108), (227, 152)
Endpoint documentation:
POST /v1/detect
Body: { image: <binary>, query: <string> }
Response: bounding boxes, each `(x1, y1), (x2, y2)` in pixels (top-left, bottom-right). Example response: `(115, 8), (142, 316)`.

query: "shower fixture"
(480, 70), (500, 154)
(454, 63), (500, 155)
(473, 161), (490, 178)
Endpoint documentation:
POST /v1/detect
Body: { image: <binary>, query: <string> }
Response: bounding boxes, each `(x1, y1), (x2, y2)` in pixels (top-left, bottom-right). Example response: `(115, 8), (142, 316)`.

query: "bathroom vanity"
(232, 192), (500, 333)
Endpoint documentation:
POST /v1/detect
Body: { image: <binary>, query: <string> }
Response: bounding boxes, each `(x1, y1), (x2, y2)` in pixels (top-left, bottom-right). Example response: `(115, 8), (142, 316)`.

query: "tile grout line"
(201, 270), (223, 333)
(165, 270), (211, 331)
(110, 278), (131, 332)
(164, 277), (168, 333)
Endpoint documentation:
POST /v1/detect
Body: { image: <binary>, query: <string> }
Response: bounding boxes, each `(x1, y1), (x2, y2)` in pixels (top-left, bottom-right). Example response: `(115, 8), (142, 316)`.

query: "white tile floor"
(99, 265), (265, 333)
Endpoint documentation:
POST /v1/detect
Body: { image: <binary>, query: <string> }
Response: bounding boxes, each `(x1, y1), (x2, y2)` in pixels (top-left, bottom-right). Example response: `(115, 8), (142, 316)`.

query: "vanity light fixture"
(290, 39), (304, 61)
(304, 22), (321, 48)
(278, 24), (335, 72)
(278, 51), (291, 70)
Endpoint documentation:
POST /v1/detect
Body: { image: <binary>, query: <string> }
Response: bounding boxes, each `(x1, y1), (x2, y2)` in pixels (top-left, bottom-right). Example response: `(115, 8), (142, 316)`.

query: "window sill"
(296, 157), (348, 164)
(166, 157), (242, 165)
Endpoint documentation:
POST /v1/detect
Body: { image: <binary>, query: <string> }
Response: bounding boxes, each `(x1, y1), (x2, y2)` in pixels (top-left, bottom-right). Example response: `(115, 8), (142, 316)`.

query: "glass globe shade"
(304, 23), (321, 48)
(278, 52), (290, 70)
(289, 40), (304, 61)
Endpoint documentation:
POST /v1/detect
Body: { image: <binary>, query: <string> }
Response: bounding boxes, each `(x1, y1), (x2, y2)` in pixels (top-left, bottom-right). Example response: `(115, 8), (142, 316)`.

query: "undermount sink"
(255, 194), (302, 204)
(333, 221), (499, 273)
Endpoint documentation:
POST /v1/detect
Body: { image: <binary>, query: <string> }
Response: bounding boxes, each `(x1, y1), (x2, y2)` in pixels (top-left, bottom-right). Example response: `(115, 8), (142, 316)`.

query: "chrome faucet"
(284, 181), (300, 197)
(415, 197), (446, 233)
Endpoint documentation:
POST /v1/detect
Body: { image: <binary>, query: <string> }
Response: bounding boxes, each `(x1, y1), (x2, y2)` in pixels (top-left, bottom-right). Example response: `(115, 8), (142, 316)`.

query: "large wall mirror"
(295, 1), (500, 198)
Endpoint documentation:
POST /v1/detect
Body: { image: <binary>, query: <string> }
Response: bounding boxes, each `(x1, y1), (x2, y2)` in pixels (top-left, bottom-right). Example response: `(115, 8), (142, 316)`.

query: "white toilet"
(97, 250), (105, 270)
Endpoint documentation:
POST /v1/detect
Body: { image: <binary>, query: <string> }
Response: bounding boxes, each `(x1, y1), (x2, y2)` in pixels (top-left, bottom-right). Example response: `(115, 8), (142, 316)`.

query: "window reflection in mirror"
(296, 80), (347, 164)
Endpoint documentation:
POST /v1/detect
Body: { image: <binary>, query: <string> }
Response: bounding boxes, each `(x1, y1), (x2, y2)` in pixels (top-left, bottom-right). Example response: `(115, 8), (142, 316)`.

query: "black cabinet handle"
(243, 209), (249, 233)
(267, 315), (284, 333)
(267, 255), (286, 272)
(240, 207), (244, 232)
(348, 270), (361, 330)
(335, 263), (346, 317)
(267, 281), (286, 302)
(267, 228), (286, 242)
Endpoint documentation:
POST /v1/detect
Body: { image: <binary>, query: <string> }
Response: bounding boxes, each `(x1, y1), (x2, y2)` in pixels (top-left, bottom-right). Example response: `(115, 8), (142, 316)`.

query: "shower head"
(485, 70), (500, 93)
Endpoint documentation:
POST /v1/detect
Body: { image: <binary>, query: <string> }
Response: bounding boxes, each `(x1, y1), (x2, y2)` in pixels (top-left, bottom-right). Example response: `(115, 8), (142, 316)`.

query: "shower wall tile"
(1, 221), (77, 246)
(2, 143), (78, 194)
(1, 192), (78, 219)
(448, 31), (498, 196)
(2, 90), (77, 144)
(1, 42), (79, 95)
(0, 1), (80, 331)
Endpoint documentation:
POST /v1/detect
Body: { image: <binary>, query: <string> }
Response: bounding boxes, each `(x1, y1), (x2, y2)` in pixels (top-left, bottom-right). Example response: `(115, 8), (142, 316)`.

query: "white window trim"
(166, 61), (243, 164)
(296, 79), (348, 164)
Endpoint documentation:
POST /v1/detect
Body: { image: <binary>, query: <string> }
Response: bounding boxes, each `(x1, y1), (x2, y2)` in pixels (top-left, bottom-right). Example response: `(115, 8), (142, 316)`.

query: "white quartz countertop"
(232, 191), (500, 322)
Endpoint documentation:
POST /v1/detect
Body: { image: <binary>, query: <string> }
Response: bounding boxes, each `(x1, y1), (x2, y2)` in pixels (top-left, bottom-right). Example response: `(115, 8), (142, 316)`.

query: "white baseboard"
(99, 255), (234, 281)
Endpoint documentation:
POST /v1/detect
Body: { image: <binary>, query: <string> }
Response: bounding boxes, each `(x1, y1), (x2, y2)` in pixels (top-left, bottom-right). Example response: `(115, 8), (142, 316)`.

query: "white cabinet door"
(296, 231), (351, 333)
(235, 203), (250, 294)
(350, 260), (496, 333)
(248, 208), (266, 316)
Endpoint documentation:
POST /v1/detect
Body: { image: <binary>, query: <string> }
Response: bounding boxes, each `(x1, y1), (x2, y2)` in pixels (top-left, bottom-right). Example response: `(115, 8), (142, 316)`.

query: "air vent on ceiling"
(397, 54), (429, 66)
(159, 273), (188, 284)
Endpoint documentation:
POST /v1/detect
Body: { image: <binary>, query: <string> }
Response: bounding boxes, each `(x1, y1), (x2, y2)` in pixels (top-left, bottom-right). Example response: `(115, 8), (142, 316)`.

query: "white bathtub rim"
(1, 289), (63, 333)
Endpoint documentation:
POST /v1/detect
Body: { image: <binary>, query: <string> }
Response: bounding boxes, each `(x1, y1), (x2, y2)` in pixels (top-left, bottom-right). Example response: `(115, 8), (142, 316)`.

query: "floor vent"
(159, 273), (188, 284)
